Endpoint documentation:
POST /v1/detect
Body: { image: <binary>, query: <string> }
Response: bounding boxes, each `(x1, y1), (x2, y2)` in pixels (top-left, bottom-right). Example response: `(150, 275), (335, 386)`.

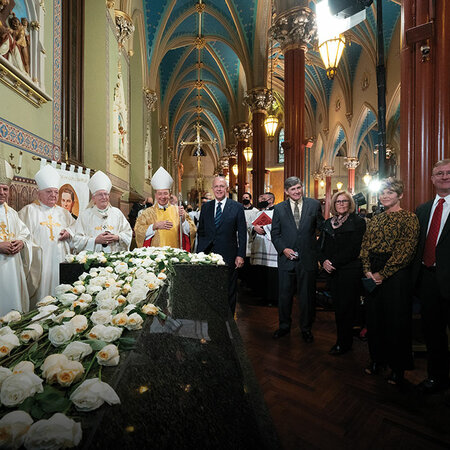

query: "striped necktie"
(215, 202), (222, 228)
(294, 201), (300, 228)
(423, 198), (445, 267)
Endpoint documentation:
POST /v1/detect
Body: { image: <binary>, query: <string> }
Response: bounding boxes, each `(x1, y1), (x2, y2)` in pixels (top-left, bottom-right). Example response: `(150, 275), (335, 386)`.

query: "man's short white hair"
(212, 176), (228, 188)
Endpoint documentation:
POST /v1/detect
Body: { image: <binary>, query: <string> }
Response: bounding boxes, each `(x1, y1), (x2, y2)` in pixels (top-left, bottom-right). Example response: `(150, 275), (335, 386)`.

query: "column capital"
(232, 122), (252, 141)
(312, 171), (322, 180)
(271, 6), (317, 53)
(243, 88), (273, 113)
(323, 166), (335, 177)
(344, 157), (359, 170)
(143, 88), (157, 112)
(159, 125), (168, 140)
(114, 10), (135, 47)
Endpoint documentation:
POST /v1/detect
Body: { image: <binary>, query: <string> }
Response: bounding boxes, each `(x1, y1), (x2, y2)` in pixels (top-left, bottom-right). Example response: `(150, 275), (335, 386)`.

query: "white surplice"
(72, 205), (132, 254)
(19, 202), (75, 301)
(0, 203), (31, 314)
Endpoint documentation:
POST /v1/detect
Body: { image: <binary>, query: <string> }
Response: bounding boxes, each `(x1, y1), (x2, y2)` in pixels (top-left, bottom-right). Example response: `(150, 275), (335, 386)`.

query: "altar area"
(0, 248), (279, 449)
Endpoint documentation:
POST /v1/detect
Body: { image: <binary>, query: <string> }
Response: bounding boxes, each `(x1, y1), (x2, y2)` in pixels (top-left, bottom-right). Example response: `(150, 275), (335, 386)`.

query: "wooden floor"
(235, 290), (450, 450)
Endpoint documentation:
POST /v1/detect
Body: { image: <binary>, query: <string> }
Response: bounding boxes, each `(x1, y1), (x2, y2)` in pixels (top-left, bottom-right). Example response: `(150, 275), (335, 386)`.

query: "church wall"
(0, 0), (61, 183)
(83, 0), (108, 173)
(128, 14), (146, 199)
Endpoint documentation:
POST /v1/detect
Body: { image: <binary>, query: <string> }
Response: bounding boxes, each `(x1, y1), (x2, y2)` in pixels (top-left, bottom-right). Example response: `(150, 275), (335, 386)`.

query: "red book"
(252, 212), (272, 226)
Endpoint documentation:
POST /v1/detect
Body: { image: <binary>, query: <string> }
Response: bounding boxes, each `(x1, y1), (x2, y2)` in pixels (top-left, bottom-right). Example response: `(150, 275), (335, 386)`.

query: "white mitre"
(35, 165), (60, 190)
(0, 158), (14, 186)
(151, 167), (173, 190)
(88, 170), (112, 194)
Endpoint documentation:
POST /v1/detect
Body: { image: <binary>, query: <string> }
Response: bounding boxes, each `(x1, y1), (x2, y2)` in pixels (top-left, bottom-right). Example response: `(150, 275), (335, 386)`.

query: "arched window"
(278, 127), (285, 164)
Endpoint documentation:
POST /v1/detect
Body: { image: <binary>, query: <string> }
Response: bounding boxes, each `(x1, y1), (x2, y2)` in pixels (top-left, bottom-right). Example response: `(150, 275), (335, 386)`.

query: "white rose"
(68, 315), (88, 333)
(79, 272), (88, 281)
(111, 313), (128, 327)
(23, 413), (82, 450)
(0, 366), (12, 387)
(88, 325), (122, 342)
(65, 254), (75, 263)
(116, 294), (127, 305)
(78, 293), (93, 303)
(126, 313), (144, 331)
(41, 354), (68, 383)
(86, 284), (103, 296)
(48, 325), (74, 347)
(13, 361), (35, 374)
(55, 360), (84, 387)
(114, 262), (128, 274)
(70, 378), (120, 411)
(0, 410), (33, 449)
(58, 293), (78, 306)
(142, 303), (159, 316)
(127, 287), (149, 304)
(52, 310), (75, 324)
(0, 311), (21, 324)
(32, 304), (59, 322)
(36, 295), (57, 307)
(71, 284), (86, 295)
(96, 297), (118, 310)
(0, 326), (14, 336)
(103, 278), (118, 288)
(71, 300), (90, 311)
(122, 304), (135, 315)
(90, 310), (112, 325)
(0, 371), (44, 407)
(54, 284), (73, 296)
(19, 324), (43, 343)
(96, 344), (120, 366)
(0, 333), (20, 358)
(62, 341), (93, 361)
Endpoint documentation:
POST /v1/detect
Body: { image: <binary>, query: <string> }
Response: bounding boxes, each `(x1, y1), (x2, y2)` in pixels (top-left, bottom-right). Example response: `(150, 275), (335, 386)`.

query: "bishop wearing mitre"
(19, 165), (75, 302)
(73, 170), (132, 253)
(0, 159), (34, 314)
(134, 167), (196, 250)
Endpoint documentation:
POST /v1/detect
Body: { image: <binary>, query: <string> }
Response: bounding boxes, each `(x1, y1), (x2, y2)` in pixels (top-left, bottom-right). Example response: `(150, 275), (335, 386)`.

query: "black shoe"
(387, 370), (405, 386)
(416, 378), (450, 394)
(301, 331), (314, 343)
(364, 362), (385, 375)
(328, 344), (350, 356)
(273, 328), (290, 339)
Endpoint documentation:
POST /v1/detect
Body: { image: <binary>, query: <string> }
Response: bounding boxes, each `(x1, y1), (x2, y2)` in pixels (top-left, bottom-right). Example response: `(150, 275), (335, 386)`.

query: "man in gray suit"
(271, 176), (324, 342)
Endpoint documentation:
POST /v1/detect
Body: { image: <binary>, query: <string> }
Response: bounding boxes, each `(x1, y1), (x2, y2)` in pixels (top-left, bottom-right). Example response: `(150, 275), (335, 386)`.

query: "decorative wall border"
(0, 117), (56, 159)
(52, 0), (62, 155)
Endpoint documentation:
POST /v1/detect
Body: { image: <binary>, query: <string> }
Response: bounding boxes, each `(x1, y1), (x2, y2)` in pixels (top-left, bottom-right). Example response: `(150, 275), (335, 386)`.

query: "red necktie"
(423, 198), (445, 267)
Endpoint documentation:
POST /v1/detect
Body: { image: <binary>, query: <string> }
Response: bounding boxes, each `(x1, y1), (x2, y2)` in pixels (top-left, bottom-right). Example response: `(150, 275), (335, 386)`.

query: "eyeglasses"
(335, 200), (350, 204)
(433, 170), (450, 178)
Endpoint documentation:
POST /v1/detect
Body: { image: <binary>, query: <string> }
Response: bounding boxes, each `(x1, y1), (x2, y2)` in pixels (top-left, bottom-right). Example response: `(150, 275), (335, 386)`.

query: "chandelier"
(319, 34), (346, 80)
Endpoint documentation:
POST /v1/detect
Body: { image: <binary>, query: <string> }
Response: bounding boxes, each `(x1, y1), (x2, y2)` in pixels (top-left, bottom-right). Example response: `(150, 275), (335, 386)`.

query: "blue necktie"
(215, 202), (222, 228)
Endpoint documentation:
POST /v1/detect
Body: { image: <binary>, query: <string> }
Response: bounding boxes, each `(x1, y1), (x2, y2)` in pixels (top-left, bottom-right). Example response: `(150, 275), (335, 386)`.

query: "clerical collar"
(158, 203), (169, 210)
(95, 205), (110, 219)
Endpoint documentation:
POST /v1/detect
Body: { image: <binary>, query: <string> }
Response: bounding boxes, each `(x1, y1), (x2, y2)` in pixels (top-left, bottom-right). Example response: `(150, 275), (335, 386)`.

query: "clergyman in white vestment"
(73, 171), (132, 253)
(19, 165), (75, 302)
(0, 160), (32, 314)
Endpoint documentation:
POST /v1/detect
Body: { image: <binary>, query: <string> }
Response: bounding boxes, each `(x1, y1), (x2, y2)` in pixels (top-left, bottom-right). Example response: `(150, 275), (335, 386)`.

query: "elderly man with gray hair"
(271, 176), (324, 342)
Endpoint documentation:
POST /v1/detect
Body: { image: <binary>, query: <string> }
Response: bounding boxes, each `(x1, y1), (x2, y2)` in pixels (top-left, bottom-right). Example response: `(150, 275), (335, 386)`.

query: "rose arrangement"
(0, 246), (224, 449)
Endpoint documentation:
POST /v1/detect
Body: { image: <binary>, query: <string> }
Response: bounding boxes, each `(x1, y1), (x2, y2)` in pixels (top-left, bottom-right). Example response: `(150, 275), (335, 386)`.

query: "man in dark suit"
(271, 176), (324, 342)
(197, 176), (247, 314)
(413, 159), (450, 393)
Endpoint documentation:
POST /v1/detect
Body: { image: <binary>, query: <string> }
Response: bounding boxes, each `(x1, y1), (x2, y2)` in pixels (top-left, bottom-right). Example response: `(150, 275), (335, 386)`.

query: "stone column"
(233, 122), (252, 200)
(272, 6), (317, 179)
(243, 88), (271, 198)
(400, 0), (450, 210)
(159, 125), (168, 168)
(323, 166), (334, 219)
(313, 172), (321, 199)
(344, 157), (359, 194)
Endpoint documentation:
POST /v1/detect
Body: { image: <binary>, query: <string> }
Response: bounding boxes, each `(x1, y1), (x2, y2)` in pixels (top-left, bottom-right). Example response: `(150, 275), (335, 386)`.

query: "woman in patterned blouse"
(360, 178), (419, 385)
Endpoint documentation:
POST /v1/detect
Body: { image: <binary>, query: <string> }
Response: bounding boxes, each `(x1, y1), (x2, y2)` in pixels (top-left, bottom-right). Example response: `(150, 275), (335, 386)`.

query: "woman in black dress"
(360, 178), (419, 384)
(319, 190), (366, 355)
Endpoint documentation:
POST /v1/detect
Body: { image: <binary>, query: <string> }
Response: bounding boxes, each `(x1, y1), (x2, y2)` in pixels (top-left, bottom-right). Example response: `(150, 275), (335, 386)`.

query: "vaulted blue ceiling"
(143, 0), (401, 159)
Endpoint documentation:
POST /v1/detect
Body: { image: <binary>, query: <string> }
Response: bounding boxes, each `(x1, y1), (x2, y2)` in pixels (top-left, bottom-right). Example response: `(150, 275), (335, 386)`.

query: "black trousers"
(328, 267), (361, 350)
(277, 264), (316, 332)
(365, 267), (414, 371)
(418, 266), (450, 381)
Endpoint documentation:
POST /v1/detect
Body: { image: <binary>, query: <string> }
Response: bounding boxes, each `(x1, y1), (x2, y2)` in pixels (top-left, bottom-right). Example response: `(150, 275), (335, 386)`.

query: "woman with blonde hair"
(360, 178), (419, 385)
(319, 190), (366, 355)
